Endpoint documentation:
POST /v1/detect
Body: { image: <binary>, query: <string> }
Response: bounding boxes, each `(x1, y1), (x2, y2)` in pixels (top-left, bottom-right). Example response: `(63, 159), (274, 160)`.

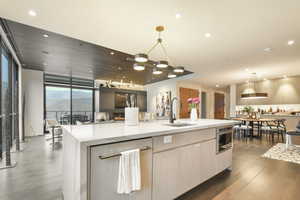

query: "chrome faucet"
(169, 97), (178, 123)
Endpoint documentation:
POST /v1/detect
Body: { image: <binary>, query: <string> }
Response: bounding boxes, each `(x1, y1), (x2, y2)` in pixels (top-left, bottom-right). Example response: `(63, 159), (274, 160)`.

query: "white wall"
(22, 69), (44, 136)
(145, 78), (178, 116)
(230, 84), (237, 117)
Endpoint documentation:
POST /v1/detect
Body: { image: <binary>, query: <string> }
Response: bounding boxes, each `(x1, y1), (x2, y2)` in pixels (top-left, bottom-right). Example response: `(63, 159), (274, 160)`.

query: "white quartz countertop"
(63, 119), (238, 146)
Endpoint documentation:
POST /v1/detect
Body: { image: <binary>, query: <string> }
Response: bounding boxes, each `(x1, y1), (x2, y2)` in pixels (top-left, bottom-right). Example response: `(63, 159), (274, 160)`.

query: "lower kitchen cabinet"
(90, 139), (152, 200)
(152, 139), (217, 200)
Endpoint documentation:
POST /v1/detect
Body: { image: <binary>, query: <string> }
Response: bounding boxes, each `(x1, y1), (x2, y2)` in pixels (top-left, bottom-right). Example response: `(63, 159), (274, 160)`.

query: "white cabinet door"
(90, 139), (152, 200)
(153, 139), (216, 200)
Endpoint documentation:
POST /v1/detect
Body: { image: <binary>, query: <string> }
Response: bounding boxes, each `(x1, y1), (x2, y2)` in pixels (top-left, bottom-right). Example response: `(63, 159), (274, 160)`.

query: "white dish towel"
(117, 149), (141, 194)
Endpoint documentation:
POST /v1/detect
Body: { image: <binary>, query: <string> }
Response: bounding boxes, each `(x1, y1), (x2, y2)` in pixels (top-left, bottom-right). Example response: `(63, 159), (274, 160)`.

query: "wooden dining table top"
(231, 117), (277, 122)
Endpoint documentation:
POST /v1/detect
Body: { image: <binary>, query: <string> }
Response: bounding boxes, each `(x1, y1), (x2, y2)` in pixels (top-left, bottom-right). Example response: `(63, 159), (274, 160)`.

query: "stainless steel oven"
(216, 126), (233, 154)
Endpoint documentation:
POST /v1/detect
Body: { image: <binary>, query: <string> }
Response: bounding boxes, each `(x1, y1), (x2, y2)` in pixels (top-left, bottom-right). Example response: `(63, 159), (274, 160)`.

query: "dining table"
(231, 117), (278, 137)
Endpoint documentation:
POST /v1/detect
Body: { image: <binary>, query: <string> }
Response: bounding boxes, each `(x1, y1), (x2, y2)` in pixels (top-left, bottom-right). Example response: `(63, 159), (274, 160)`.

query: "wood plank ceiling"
(2, 18), (192, 85)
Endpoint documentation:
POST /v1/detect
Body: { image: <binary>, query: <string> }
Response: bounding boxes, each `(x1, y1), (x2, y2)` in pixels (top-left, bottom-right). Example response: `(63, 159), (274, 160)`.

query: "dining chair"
(45, 119), (63, 150)
(261, 119), (285, 142)
(286, 121), (300, 150)
(239, 121), (253, 138)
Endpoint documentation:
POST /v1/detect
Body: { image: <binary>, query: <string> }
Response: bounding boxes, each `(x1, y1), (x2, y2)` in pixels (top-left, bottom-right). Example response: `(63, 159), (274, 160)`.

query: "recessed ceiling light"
(287, 40), (295, 46)
(216, 84), (220, 88)
(264, 47), (272, 52)
(43, 34), (49, 38)
(205, 33), (211, 38)
(245, 68), (249, 72)
(110, 51), (115, 55)
(175, 13), (181, 19)
(117, 67), (122, 70)
(28, 10), (37, 16)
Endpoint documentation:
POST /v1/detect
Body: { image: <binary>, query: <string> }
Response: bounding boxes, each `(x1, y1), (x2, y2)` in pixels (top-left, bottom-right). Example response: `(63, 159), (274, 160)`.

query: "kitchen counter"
(63, 119), (237, 146)
(62, 119), (237, 200)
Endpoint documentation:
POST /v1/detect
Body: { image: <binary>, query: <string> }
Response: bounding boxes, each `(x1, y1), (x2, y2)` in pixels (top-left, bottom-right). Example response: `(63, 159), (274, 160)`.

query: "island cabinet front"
(89, 138), (153, 200)
(152, 128), (217, 200)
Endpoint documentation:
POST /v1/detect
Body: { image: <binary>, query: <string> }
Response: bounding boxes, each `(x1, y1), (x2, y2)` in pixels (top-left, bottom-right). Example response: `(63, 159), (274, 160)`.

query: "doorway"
(214, 92), (225, 119)
(179, 87), (199, 118)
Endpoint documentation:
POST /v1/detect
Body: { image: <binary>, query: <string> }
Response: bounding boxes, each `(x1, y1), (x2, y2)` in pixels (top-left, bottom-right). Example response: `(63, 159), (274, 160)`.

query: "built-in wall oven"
(216, 126), (233, 154)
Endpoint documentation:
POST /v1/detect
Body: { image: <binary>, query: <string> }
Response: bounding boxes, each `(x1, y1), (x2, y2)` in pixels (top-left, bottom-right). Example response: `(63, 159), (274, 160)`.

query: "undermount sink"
(164, 122), (196, 127)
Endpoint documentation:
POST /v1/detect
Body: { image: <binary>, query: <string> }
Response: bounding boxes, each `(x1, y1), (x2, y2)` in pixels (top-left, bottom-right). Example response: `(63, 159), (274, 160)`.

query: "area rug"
(262, 143), (300, 165)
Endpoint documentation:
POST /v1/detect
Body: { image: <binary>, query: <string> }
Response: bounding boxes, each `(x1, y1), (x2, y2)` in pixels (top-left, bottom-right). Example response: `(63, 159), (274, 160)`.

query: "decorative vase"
(190, 108), (198, 121)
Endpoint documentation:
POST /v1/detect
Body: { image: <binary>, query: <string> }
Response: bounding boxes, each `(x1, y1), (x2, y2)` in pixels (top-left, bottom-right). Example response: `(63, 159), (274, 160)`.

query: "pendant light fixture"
(241, 72), (268, 99)
(173, 66), (185, 73)
(156, 60), (168, 68)
(134, 53), (148, 63)
(168, 72), (177, 78)
(134, 26), (185, 76)
(153, 67), (162, 75)
(133, 63), (145, 71)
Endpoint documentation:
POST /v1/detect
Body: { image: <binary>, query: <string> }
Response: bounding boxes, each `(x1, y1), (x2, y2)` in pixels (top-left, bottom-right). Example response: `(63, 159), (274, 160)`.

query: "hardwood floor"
(0, 135), (300, 200)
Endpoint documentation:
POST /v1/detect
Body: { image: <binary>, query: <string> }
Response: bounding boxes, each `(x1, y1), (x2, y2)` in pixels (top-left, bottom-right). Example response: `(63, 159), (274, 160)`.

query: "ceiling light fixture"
(110, 51), (115, 55)
(134, 26), (185, 76)
(264, 47), (271, 52)
(175, 13), (182, 19)
(28, 10), (37, 16)
(134, 53), (148, 62)
(288, 40), (295, 46)
(173, 66), (184, 73)
(168, 72), (177, 78)
(156, 60), (168, 68)
(133, 63), (145, 71)
(205, 33), (211, 38)
(43, 34), (49, 38)
(245, 68), (249, 72)
(153, 68), (162, 75)
(241, 73), (268, 99)
(216, 84), (219, 88)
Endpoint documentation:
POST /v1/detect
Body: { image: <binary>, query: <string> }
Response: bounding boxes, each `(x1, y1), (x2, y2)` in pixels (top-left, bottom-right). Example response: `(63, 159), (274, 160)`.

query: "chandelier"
(133, 26), (185, 78)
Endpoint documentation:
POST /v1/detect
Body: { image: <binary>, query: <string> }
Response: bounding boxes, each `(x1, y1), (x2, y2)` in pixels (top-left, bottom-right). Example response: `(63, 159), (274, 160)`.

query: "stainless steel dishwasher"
(89, 138), (152, 200)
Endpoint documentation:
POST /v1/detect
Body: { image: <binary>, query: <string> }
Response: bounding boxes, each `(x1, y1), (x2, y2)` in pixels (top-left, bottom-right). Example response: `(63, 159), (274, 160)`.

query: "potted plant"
(188, 97), (200, 121)
(242, 106), (254, 118)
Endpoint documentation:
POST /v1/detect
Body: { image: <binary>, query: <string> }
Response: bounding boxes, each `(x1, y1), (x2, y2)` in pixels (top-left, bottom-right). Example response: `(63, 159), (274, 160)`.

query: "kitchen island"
(62, 119), (237, 200)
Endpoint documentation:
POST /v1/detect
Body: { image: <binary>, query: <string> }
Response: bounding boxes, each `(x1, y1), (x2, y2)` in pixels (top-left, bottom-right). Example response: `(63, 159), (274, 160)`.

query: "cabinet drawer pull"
(98, 146), (151, 160)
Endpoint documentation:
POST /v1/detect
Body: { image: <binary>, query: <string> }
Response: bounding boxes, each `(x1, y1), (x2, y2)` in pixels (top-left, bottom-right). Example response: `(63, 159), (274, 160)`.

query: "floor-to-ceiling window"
(0, 38), (19, 166)
(45, 86), (71, 124)
(44, 74), (94, 125)
(71, 88), (93, 124)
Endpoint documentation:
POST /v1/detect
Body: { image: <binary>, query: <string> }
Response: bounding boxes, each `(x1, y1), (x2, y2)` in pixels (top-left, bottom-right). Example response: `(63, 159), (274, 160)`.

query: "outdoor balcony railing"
(46, 111), (93, 125)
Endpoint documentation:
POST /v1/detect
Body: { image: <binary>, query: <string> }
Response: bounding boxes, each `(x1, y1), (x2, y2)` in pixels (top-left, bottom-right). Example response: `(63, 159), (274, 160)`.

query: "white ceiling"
(1, 0), (300, 87)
